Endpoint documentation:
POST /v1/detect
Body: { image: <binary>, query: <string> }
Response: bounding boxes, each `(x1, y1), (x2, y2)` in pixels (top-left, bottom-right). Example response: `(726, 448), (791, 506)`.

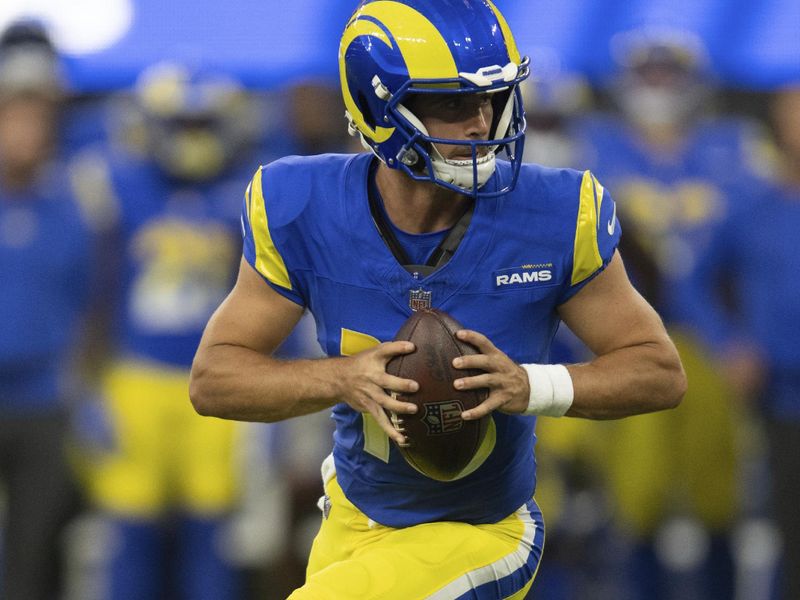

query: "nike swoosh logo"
(607, 202), (617, 236)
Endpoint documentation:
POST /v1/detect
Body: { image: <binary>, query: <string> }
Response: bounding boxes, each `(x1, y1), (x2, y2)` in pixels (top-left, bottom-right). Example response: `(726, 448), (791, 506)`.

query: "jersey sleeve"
(241, 165), (307, 306)
(558, 170), (621, 304)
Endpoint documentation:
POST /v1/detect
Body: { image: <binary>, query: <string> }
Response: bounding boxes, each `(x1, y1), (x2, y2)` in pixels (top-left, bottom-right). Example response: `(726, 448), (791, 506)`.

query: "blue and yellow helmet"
(132, 61), (256, 181)
(339, 0), (529, 197)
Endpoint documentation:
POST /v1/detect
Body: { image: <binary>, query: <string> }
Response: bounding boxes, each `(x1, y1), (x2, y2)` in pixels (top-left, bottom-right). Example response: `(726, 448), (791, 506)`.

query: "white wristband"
(520, 363), (574, 417)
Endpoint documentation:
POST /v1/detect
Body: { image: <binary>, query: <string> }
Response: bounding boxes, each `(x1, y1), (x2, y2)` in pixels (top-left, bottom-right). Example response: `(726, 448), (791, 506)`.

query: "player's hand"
(341, 341), (419, 445)
(452, 329), (530, 420)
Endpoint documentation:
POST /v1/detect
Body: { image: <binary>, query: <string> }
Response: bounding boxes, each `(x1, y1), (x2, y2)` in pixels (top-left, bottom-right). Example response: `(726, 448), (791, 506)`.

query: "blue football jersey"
(573, 114), (768, 321)
(0, 166), (93, 411)
(94, 154), (246, 368)
(242, 153), (620, 527)
(686, 181), (800, 419)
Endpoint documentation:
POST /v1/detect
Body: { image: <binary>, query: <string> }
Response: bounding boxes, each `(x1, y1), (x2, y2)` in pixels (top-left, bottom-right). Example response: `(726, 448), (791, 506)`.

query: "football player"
(190, 2), (687, 598)
(0, 20), (93, 600)
(685, 84), (800, 600)
(70, 62), (263, 599)
(568, 29), (770, 599)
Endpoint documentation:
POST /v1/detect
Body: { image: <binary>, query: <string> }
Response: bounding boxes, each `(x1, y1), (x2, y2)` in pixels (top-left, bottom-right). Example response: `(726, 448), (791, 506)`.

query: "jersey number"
(340, 328), (391, 462)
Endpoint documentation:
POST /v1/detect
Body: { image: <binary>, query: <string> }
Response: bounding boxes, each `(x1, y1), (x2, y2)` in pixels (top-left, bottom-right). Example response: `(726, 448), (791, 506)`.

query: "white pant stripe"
(425, 502), (539, 600)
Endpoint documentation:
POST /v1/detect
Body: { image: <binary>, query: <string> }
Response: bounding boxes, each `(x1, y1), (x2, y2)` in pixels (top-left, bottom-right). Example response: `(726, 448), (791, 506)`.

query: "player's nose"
(464, 101), (491, 139)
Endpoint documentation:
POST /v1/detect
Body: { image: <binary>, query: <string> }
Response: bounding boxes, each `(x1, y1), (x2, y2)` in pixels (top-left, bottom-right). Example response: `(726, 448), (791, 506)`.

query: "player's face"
(0, 95), (57, 174)
(405, 92), (494, 160)
(633, 62), (688, 89)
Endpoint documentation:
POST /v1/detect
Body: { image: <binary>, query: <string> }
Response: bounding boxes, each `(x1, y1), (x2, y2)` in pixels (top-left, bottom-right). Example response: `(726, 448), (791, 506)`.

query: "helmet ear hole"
(356, 90), (377, 129)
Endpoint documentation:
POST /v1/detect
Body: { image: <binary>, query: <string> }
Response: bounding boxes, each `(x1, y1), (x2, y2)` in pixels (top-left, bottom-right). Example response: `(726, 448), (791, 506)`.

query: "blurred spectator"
(517, 71), (627, 600)
(0, 20), (93, 600)
(69, 62), (263, 600)
(242, 80), (343, 600)
(563, 28), (773, 600)
(521, 71), (592, 169)
(286, 81), (350, 156)
(685, 84), (800, 600)
(581, 27), (769, 298)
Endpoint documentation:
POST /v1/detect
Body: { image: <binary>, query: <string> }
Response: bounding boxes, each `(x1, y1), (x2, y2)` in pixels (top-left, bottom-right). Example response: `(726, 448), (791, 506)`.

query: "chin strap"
(432, 151), (496, 191)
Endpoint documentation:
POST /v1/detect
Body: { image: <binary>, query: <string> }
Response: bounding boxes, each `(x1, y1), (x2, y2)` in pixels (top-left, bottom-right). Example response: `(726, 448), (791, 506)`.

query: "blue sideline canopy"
(1, 0), (796, 92)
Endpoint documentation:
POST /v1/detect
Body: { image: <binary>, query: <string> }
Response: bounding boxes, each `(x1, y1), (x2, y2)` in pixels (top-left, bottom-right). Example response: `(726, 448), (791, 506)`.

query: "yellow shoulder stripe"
(248, 167), (292, 290)
(571, 171), (604, 286)
(244, 180), (253, 218)
(592, 173), (604, 211)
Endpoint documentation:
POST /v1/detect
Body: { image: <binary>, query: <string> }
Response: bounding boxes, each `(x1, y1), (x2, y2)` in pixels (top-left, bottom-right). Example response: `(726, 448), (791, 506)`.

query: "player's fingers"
(456, 329), (496, 353)
(378, 373), (420, 397)
(375, 340), (415, 359)
(370, 401), (408, 445)
(373, 390), (417, 415)
(461, 394), (505, 420)
(453, 372), (494, 391)
(452, 354), (497, 372)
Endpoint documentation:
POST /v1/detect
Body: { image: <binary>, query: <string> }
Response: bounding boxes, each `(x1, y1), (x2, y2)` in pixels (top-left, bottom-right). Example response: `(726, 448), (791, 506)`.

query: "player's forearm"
(189, 343), (346, 422)
(565, 338), (686, 419)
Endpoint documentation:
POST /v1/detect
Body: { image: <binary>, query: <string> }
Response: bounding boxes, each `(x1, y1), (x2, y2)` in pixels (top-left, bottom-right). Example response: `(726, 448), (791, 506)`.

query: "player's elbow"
(188, 381), (212, 417)
(664, 368), (688, 410)
(188, 360), (217, 417)
(659, 347), (688, 410)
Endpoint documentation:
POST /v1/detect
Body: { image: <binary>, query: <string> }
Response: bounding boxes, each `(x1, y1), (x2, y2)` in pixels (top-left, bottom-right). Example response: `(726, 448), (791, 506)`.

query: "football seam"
(391, 313), (422, 382)
(385, 314), (423, 434)
(428, 310), (467, 358)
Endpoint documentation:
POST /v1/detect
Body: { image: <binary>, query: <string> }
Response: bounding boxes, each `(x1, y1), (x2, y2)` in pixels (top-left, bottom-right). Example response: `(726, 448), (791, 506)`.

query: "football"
(385, 309), (490, 481)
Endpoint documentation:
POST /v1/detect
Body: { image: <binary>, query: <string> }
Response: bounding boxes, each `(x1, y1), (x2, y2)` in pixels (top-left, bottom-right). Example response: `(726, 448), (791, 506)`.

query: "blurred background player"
(685, 83), (800, 600)
(0, 20), (95, 600)
(70, 62), (262, 600)
(0, 3), (793, 599)
(67, 70), (348, 600)
(564, 28), (773, 600)
(516, 70), (626, 600)
(578, 27), (769, 302)
(238, 80), (344, 600)
(521, 69), (591, 170)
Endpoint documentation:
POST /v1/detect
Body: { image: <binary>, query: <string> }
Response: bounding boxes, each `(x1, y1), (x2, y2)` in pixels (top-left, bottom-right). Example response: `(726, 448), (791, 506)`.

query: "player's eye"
(441, 97), (463, 111)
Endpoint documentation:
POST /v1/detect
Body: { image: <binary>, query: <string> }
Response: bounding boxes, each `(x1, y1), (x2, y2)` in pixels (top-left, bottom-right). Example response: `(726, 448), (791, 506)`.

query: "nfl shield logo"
(409, 288), (432, 311)
(422, 400), (464, 435)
